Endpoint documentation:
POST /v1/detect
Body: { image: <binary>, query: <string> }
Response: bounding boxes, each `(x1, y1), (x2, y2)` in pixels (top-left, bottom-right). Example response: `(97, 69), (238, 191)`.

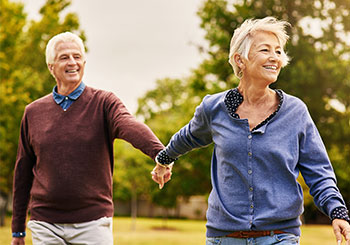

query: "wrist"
(155, 159), (168, 168)
(12, 232), (26, 238)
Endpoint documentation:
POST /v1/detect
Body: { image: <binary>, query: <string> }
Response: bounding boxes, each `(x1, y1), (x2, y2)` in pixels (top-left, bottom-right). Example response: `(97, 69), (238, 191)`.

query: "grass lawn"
(0, 216), (338, 244)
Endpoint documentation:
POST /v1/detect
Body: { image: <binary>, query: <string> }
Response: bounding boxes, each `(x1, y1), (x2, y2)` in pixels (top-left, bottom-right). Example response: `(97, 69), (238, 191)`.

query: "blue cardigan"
(164, 90), (346, 237)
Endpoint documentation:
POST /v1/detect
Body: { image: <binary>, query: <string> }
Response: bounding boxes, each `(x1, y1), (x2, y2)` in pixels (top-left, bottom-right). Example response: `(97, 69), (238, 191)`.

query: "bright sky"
(20, 0), (206, 113)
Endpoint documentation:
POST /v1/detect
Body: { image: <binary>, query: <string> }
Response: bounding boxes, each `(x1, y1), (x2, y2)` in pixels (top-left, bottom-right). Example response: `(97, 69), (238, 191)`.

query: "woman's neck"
(237, 81), (276, 106)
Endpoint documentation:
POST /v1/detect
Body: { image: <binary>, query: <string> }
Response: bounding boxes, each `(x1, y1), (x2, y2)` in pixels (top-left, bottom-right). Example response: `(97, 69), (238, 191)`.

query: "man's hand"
(151, 163), (173, 189)
(11, 237), (25, 245)
(332, 219), (350, 244)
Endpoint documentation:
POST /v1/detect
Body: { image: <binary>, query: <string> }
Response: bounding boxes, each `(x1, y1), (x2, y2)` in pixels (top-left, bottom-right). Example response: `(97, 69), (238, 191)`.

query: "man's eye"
(276, 50), (282, 54)
(260, 49), (268, 52)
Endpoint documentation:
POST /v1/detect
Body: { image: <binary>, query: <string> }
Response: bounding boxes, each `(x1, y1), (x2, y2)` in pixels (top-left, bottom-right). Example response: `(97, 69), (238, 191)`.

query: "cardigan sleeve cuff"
(156, 149), (177, 165)
(330, 206), (350, 224)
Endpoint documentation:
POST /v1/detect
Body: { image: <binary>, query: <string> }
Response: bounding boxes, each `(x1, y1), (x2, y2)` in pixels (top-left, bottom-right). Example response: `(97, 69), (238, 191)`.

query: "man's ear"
(48, 64), (53, 72)
(48, 64), (55, 77)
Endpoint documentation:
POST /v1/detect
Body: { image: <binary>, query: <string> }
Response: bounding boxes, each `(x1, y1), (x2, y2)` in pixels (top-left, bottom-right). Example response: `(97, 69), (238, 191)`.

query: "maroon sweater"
(12, 86), (164, 232)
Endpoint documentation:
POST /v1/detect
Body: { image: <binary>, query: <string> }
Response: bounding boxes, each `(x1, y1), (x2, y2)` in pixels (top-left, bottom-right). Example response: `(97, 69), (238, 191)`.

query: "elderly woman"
(152, 17), (350, 244)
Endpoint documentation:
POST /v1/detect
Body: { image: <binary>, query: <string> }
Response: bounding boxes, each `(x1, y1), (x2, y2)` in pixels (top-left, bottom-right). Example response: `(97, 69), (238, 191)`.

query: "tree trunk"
(130, 187), (137, 231)
(162, 207), (168, 229)
(0, 192), (9, 227)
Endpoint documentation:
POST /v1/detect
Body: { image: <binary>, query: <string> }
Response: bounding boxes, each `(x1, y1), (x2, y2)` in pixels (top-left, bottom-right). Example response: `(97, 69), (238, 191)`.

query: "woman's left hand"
(332, 219), (350, 244)
(151, 163), (173, 189)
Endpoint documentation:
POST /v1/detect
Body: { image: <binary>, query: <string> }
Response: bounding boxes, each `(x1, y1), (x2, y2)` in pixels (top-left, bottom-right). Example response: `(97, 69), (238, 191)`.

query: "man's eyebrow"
(58, 53), (68, 57)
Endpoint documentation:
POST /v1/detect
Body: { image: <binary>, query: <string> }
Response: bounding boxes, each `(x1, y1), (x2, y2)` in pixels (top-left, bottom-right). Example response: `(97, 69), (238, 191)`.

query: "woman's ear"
(234, 54), (244, 69)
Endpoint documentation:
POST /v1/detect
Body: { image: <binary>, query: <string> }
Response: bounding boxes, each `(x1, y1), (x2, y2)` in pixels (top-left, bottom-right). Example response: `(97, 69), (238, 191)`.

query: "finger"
(151, 172), (160, 184)
(333, 227), (343, 245)
(344, 227), (350, 242)
(164, 171), (172, 183)
(345, 231), (350, 244)
(339, 222), (350, 243)
(332, 221), (342, 243)
(159, 176), (164, 189)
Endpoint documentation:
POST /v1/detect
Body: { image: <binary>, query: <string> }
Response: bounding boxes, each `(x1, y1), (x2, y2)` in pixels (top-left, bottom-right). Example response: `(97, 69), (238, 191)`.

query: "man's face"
(48, 41), (85, 86)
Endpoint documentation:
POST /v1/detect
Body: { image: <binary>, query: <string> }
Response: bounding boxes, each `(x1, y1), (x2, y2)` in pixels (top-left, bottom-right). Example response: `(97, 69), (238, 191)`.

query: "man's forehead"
(54, 42), (83, 61)
(55, 41), (82, 54)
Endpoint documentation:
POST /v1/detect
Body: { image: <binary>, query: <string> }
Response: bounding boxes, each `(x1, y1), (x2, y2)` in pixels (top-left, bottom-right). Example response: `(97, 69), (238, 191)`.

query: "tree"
(136, 0), (350, 223)
(113, 139), (156, 230)
(0, 0), (85, 226)
(137, 78), (213, 215)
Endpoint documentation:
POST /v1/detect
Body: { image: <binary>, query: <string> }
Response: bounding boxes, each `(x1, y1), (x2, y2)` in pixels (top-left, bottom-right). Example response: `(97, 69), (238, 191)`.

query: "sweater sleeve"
(298, 108), (346, 218)
(12, 110), (35, 233)
(165, 95), (213, 159)
(104, 92), (164, 160)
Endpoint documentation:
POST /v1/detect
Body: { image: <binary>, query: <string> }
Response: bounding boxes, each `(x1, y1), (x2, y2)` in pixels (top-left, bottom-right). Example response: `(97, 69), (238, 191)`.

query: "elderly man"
(11, 32), (164, 245)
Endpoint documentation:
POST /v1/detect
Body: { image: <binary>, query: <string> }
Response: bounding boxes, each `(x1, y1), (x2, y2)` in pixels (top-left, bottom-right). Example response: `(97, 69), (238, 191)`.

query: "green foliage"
(136, 78), (214, 208)
(113, 140), (154, 201)
(135, 0), (350, 217)
(0, 0), (85, 214)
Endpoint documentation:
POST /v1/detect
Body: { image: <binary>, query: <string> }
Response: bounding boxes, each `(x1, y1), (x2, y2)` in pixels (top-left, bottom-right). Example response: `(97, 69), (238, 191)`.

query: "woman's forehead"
(250, 31), (280, 48)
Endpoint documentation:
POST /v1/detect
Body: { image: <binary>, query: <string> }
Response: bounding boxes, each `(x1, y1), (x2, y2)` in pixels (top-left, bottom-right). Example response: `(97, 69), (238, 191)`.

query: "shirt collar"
(52, 82), (86, 105)
(224, 87), (284, 133)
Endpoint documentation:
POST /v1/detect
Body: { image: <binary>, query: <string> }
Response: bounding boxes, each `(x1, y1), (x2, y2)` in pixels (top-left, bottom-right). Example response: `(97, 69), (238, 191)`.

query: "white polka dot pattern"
(224, 88), (284, 131)
(156, 150), (177, 165)
(331, 207), (350, 223)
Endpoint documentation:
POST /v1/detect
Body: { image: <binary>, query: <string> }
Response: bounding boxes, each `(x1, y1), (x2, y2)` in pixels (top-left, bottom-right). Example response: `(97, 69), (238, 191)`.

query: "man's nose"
(67, 56), (77, 64)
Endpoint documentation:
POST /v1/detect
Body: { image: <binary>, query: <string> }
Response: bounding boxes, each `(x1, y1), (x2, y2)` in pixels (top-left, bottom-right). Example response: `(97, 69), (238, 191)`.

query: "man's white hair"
(228, 16), (291, 78)
(45, 32), (86, 65)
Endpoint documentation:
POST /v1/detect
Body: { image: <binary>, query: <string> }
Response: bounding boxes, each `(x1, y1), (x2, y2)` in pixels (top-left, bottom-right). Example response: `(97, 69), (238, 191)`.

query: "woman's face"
(241, 31), (283, 86)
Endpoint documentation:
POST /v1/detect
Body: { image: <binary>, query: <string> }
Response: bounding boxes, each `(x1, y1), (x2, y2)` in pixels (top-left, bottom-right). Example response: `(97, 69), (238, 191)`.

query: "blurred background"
(1, 0), (350, 243)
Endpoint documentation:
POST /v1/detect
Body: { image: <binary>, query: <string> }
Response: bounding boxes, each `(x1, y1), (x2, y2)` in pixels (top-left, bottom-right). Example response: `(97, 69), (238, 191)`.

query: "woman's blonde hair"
(228, 16), (291, 78)
(45, 32), (86, 65)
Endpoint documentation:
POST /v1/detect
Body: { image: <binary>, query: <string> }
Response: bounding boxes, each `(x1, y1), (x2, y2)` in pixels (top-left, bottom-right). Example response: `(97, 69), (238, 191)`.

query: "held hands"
(151, 162), (173, 189)
(332, 219), (350, 244)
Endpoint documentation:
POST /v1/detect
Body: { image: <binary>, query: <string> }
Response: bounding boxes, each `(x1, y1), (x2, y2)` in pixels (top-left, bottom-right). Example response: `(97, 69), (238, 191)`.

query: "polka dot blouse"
(224, 88), (284, 131)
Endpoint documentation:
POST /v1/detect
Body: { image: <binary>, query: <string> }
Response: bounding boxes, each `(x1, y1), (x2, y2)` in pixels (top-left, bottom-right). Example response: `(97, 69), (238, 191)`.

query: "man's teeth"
(66, 70), (78, 73)
(264, 66), (277, 70)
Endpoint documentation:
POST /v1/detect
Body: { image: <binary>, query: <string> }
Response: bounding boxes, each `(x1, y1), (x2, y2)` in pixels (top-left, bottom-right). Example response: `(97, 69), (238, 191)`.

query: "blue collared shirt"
(53, 82), (86, 111)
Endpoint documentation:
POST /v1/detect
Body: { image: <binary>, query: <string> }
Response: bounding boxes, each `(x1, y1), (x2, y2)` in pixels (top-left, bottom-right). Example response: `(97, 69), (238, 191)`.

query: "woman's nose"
(269, 52), (279, 61)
